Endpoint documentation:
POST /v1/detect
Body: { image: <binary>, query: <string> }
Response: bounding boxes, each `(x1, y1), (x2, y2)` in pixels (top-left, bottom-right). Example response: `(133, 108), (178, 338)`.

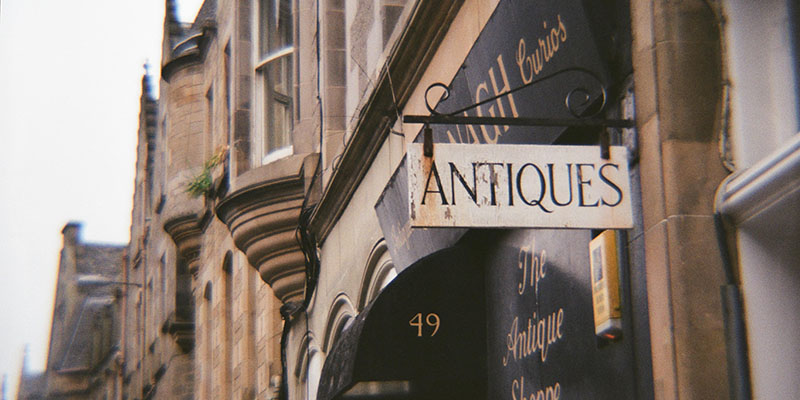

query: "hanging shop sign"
(375, 157), (467, 272)
(407, 143), (633, 229)
(380, 0), (631, 266)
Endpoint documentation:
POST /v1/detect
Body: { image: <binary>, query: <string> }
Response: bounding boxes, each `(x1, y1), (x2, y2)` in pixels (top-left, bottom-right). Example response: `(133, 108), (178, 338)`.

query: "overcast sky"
(0, 0), (203, 397)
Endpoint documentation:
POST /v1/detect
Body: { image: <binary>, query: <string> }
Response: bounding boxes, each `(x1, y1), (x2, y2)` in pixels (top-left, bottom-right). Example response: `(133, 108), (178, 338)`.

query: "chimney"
(61, 221), (82, 247)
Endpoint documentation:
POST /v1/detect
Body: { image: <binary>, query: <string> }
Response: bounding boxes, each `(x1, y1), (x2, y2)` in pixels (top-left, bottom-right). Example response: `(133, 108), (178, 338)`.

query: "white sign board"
(407, 143), (633, 229)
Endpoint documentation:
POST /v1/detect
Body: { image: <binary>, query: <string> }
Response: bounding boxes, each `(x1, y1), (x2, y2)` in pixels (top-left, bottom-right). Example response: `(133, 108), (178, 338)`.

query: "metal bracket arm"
(403, 114), (635, 128)
(402, 67), (637, 159)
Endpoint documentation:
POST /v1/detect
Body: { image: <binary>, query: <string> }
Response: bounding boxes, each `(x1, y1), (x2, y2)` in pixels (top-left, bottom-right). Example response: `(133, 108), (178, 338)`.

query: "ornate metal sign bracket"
(403, 67), (636, 159)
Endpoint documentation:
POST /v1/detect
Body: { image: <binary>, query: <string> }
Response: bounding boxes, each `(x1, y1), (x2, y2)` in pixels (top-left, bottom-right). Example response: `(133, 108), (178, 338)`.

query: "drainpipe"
(714, 178), (752, 400)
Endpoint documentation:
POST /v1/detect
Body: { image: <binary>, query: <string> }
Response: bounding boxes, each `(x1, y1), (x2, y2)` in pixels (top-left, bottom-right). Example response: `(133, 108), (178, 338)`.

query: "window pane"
(263, 53), (293, 155)
(260, 0), (293, 58)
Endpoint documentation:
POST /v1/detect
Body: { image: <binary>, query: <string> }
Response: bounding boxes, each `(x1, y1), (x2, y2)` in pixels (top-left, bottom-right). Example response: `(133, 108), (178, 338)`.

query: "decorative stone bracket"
(163, 213), (204, 353)
(163, 213), (204, 274)
(161, 311), (194, 353)
(216, 155), (312, 304)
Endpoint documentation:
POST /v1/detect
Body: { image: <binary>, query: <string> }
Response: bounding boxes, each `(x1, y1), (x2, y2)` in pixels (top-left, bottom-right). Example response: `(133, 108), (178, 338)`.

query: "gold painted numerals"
(409, 312), (440, 337)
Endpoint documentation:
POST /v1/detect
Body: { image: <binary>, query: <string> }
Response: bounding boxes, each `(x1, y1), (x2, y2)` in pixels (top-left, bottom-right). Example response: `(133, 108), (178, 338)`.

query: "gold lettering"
(488, 55), (520, 134)
(548, 383), (561, 400)
(537, 318), (546, 361)
(533, 46), (543, 75)
(410, 312), (440, 337)
(505, 233), (567, 398)
(446, 121), (486, 144)
(515, 14), (568, 83)
(556, 308), (564, 338)
(487, 103), (504, 139)
(427, 313), (440, 336)
(446, 128), (462, 144)
(410, 313), (423, 336)
(535, 249), (547, 294)
(527, 316), (535, 355)
(503, 317), (519, 366)
(517, 240), (547, 297)
(539, 38), (550, 62)
(462, 116), (481, 143)
(516, 39), (533, 84)
(547, 30), (557, 58)
(473, 82), (500, 144)
(504, 308), (564, 365)
(512, 377), (561, 400)
(512, 378), (520, 400)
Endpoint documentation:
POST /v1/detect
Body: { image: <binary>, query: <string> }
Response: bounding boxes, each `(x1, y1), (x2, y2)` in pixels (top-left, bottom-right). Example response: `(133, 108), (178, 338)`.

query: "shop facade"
(291, 0), (800, 398)
(297, 0), (660, 398)
(27, 0), (798, 398)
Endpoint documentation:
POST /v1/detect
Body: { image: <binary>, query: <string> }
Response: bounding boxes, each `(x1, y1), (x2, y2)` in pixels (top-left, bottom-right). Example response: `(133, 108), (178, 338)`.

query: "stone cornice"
(308, 0), (464, 244)
(161, 26), (217, 84)
(216, 154), (313, 303)
(161, 45), (202, 83)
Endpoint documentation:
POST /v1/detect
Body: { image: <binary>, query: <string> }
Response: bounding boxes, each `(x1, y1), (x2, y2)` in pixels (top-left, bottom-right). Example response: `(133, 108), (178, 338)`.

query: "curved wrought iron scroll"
(403, 67), (635, 158)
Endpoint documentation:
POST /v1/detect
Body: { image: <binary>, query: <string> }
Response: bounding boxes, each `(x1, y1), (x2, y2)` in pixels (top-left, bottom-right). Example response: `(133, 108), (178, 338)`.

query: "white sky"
(0, 0), (203, 397)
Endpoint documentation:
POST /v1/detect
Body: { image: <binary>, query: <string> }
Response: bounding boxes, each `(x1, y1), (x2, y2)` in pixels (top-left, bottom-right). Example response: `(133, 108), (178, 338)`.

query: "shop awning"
(317, 246), (486, 400)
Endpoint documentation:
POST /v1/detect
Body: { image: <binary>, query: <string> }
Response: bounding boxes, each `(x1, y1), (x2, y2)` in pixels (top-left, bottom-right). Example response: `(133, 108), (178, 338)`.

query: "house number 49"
(409, 313), (440, 337)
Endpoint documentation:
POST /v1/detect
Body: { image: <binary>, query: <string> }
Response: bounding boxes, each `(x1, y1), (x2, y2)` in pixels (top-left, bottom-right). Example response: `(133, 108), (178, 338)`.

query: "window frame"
(254, 0), (295, 165)
(724, 0), (800, 169)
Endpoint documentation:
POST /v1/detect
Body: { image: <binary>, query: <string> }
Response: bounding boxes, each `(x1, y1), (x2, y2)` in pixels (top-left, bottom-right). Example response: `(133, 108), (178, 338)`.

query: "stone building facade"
(22, 0), (800, 399)
(281, 0), (800, 399)
(120, 0), (298, 399)
(17, 223), (125, 399)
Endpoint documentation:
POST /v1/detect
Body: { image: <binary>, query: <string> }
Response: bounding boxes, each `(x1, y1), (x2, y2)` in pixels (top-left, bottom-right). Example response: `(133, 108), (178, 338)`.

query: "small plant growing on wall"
(186, 146), (228, 198)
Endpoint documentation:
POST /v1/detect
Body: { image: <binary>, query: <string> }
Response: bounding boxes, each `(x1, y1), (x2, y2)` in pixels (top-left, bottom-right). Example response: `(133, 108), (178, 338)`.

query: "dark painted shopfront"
(318, 0), (651, 398)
